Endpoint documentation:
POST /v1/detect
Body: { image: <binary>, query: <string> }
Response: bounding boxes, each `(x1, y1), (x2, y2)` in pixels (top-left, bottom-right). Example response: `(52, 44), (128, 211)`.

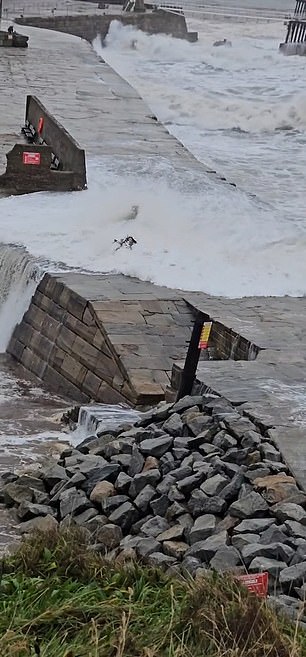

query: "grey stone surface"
(150, 494), (170, 516)
(162, 413), (183, 437)
(115, 472), (132, 494)
(95, 523), (123, 549)
(108, 501), (139, 532)
(284, 520), (306, 540)
(271, 502), (306, 524)
(189, 515), (216, 544)
(233, 518), (274, 534)
(129, 469), (161, 497)
(82, 464), (120, 495)
(186, 530), (229, 561)
(134, 485), (156, 513)
(231, 533), (260, 551)
(213, 430), (237, 451)
(101, 495), (130, 515)
(249, 556), (287, 577)
(279, 562), (306, 588)
(141, 515), (169, 538)
(210, 546), (241, 572)
(156, 525), (185, 542)
(18, 514), (58, 534)
(3, 483), (33, 506)
(17, 501), (56, 520)
(201, 474), (228, 497)
(60, 488), (92, 518)
(177, 472), (204, 495)
(163, 540), (188, 560)
(229, 492), (269, 518)
(128, 446), (145, 477)
(135, 537), (161, 558)
(259, 524), (289, 546)
(139, 436), (173, 458)
(241, 542), (294, 566)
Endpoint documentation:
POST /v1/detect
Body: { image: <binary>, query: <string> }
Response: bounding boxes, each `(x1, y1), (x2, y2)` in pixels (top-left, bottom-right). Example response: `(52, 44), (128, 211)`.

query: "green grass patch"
(0, 527), (305, 656)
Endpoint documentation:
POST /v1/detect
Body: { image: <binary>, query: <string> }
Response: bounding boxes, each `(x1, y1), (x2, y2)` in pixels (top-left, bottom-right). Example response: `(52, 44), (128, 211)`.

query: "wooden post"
(176, 310), (210, 400)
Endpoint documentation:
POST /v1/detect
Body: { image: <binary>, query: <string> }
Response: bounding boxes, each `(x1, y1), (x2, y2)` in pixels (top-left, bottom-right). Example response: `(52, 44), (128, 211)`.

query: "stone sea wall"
(15, 10), (193, 43)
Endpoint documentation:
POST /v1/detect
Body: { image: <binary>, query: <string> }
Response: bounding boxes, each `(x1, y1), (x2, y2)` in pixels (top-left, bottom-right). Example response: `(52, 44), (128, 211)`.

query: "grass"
(0, 527), (305, 657)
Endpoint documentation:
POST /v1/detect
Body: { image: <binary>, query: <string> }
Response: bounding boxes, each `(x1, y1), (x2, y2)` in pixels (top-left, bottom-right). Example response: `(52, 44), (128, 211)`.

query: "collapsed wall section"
(7, 273), (196, 407)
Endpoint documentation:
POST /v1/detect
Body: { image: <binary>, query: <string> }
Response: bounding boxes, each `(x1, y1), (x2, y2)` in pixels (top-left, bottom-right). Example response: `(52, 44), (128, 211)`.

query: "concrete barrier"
(15, 10), (197, 43)
(0, 95), (87, 195)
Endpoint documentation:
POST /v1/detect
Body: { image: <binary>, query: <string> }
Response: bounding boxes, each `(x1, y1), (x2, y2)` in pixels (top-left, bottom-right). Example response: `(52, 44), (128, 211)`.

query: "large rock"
(162, 413), (183, 437)
(271, 502), (306, 525)
(135, 537), (161, 558)
(279, 562), (306, 589)
(136, 402), (174, 426)
(18, 514), (58, 534)
(213, 431), (237, 451)
(109, 502), (139, 532)
(186, 530), (229, 562)
(259, 524), (289, 546)
(253, 474), (299, 504)
(229, 492), (268, 519)
(240, 431), (261, 450)
(260, 442), (281, 462)
(190, 494), (226, 516)
(233, 518), (274, 534)
(101, 495), (130, 515)
(60, 489), (92, 518)
(224, 416), (258, 439)
(82, 464), (120, 495)
(41, 465), (69, 490)
(157, 525), (185, 542)
(201, 474), (228, 497)
(189, 515), (216, 544)
(15, 475), (46, 492)
(74, 508), (99, 525)
(187, 414), (214, 437)
(17, 501), (56, 521)
(95, 523), (122, 549)
(218, 471), (245, 503)
(141, 516), (170, 538)
(128, 446), (145, 477)
(90, 481), (115, 504)
(232, 533), (260, 551)
(163, 541), (188, 560)
(284, 520), (306, 540)
(129, 469), (161, 497)
(177, 473), (204, 496)
(249, 556), (287, 577)
(134, 485), (156, 513)
(115, 472), (132, 494)
(147, 552), (177, 569)
(139, 436), (173, 458)
(150, 495), (170, 517)
(3, 483), (33, 506)
(210, 546), (241, 572)
(172, 395), (202, 414)
(241, 542), (294, 566)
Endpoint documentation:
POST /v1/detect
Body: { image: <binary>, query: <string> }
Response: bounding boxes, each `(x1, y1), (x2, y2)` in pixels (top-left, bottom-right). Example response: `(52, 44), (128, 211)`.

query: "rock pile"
(2, 394), (306, 617)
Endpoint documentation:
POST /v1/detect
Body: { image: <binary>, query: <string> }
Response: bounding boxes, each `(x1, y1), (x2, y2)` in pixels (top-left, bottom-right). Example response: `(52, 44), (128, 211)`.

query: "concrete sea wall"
(15, 10), (195, 43)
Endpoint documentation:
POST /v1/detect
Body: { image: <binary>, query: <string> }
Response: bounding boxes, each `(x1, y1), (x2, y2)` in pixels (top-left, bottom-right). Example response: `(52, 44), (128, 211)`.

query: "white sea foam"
(0, 17), (306, 301)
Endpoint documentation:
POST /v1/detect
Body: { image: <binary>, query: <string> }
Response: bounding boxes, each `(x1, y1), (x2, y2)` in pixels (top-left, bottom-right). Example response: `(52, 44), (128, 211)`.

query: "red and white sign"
(23, 152), (41, 166)
(236, 572), (269, 598)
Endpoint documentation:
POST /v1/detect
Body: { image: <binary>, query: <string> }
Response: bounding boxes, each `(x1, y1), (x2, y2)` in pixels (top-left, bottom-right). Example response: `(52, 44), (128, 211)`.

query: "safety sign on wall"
(198, 321), (212, 350)
(23, 152), (41, 166)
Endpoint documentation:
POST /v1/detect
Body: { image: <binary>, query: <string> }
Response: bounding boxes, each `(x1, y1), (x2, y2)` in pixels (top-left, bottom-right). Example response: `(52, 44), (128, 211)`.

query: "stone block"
(82, 306), (95, 326)
(82, 370), (101, 398)
(49, 346), (66, 370)
(41, 314), (61, 341)
(67, 290), (87, 320)
(29, 331), (54, 361)
(96, 381), (130, 405)
(72, 336), (100, 371)
(20, 347), (47, 379)
(33, 291), (66, 321)
(56, 325), (77, 354)
(13, 321), (33, 346)
(7, 337), (25, 360)
(23, 303), (46, 331)
(95, 310), (146, 325)
(43, 365), (89, 402)
(63, 312), (96, 342)
(94, 353), (120, 383)
(61, 353), (87, 386)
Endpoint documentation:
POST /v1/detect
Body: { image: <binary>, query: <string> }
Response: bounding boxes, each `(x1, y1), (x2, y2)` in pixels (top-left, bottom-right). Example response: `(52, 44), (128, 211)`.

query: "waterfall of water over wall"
(0, 244), (41, 353)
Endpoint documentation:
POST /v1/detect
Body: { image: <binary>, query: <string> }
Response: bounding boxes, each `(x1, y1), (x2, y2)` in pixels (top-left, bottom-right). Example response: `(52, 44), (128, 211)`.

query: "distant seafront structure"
(280, 0), (306, 54)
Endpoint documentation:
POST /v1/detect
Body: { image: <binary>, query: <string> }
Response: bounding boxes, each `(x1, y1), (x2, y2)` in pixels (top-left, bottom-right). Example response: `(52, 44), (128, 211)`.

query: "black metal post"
(176, 310), (210, 400)
(0, 0), (3, 26)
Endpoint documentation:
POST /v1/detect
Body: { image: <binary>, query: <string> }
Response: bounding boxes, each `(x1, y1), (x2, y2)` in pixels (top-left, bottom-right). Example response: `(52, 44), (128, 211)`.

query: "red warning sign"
(23, 152), (41, 166)
(198, 322), (212, 350)
(236, 572), (268, 598)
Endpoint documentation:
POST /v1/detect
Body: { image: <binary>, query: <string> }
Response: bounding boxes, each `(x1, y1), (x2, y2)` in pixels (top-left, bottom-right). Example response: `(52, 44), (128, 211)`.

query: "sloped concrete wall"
(15, 10), (189, 42)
